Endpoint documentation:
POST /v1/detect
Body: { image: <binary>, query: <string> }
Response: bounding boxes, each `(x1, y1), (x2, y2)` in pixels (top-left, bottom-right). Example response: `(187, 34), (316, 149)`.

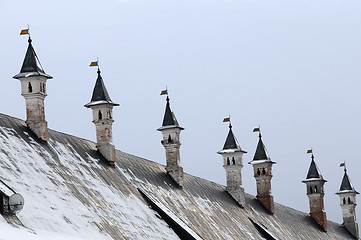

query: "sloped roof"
(252, 134), (271, 161)
(0, 113), (355, 239)
(305, 155), (325, 181)
(158, 97), (183, 131)
(340, 171), (352, 191)
(13, 38), (53, 79)
(219, 125), (246, 154)
(84, 69), (119, 108)
(337, 170), (358, 194)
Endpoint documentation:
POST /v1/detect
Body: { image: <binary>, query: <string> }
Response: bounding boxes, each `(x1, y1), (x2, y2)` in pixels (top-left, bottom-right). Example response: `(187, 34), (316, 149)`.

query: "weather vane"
(20, 25), (30, 38)
(160, 86), (168, 96)
(89, 57), (100, 72)
(223, 115), (231, 128)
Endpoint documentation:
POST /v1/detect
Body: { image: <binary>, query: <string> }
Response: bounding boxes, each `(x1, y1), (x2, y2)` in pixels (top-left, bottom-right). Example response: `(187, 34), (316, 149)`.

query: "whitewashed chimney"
(218, 123), (247, 207)
(13, 37), (53, 141)
(157, 96), (184, 187)
(336, 166), (359, 239)
(85, 68), (119, 166)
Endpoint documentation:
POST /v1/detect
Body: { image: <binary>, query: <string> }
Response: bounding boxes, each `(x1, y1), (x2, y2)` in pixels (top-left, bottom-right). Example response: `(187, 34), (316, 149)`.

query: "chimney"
(336, 165), (359, 239)
(84, 68), (119, 165)
(249, 129), (276, 214)
(13, 36), (53, 141)
(157, 95), (184, 187)
(217, 122), (247, 206)
(302, 154), (327, 231)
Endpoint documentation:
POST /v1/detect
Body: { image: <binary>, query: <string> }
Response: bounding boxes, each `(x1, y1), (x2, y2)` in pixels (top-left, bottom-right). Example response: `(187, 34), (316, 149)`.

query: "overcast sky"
(1, 0), (361, 224)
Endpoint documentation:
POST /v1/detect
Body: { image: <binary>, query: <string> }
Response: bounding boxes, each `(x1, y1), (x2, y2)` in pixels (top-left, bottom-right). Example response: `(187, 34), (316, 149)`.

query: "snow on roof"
(0, 122), (178, 240)
(0, 113), (355, 239)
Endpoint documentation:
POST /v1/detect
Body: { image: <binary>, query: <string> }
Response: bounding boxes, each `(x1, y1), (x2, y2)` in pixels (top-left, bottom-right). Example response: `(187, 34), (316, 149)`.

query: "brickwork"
(160, 128), (183, 187)
(338, 192), (359, 238)
(308, 193), (327, 231)
(252, 161), (274, 214)
(91, 105), (116, 163)
(19, 77), (49, 141)
(221, 154), (245, 206)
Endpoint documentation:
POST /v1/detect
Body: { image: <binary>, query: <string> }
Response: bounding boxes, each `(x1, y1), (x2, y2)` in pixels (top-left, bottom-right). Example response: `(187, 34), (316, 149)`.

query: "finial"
(28, 36), (32, 43)
(160, 87), (169, 98)
(253, 125), (261, 137)
(311, 154), (314, 161)
(223, 115), (231, 127)
(340, 162), (347, 172)
(20, 26), (31, 41)
(90, 57), (100, 72)
(97, 67), (101, 75)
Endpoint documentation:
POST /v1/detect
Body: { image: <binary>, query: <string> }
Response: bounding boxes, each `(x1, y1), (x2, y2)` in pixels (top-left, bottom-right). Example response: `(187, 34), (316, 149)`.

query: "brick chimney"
(249, 130), (276, 214)
(13, 37), (53, 141)
(157, 95), (184, 187)
(302, 154), (327, 231)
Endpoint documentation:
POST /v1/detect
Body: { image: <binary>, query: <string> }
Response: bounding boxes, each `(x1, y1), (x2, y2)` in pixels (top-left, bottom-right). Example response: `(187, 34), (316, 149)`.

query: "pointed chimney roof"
(249, 132), (274, 164)
(84, 69), (119, 108)
(157, 96), (184, 131)
(218, 124), (246, 154)
(302, 155), (326, 183)
(13, 37), (53, 79)
(337, 168), (359, 194)
(252, 133), (270, 161)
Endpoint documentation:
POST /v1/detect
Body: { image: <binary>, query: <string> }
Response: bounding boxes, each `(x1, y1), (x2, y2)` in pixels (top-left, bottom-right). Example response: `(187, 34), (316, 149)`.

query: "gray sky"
(1, 0), (361, 224)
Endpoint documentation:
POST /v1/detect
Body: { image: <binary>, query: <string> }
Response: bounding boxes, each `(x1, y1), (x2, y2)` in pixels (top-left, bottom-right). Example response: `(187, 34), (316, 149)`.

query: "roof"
(304, 155), (326, 182)
(252, 134), (271, 161)
(157, 96), (184, 131)
(337, 169), (358, 194)
(84, 69), (119, 108)
(0, 113), (355, 239)
(218, 124), (246, 154)
(13, 38), (53, 79)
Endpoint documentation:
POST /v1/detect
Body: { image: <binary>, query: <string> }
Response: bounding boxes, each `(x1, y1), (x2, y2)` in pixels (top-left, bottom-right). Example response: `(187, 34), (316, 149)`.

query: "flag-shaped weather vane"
(160, 87), (168, 96)
(307, 148), (315, 160)
(89, 58), (101, 74)
(223, 115), (232, 128)
(340, 161), (346, 171)
(20, 25), (30, 38)
(253, 125), (261, 137)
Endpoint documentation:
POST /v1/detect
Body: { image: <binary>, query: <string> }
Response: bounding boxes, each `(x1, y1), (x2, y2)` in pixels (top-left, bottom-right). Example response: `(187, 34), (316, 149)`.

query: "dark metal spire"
(158, 96), (184, 130)
(84, 68), (119, 108)
(13, 37), (52, 79)
(339, 168), (355, 192)
(306, 154), (323, 180)
(162, 96), (175, 126)
(222, 124), (238, 150)
(220, 124), (246, 154)
(252, 133), (270, 161)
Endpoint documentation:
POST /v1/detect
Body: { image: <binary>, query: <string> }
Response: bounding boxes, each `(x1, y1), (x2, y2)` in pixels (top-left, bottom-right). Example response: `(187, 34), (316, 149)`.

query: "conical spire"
(84, 69), (119, 108)
(158, 96), (184, 130)
(222, 124), (239, 150)
(163, 97), (178, 126)
(252, 133), (270, 161)
(305, 155), (324, 180)
(13, 37), (52, 79)
(338, 168), (358, 193)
